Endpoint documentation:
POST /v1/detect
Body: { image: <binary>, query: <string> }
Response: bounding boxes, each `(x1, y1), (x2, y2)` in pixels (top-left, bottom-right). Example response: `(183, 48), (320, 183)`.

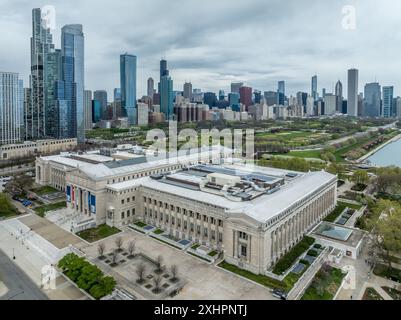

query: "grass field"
(32, 185), (58, 195)
(285, 149), (323, 159)
(76, 224), (121, 242)
(34, 201), (67, 217)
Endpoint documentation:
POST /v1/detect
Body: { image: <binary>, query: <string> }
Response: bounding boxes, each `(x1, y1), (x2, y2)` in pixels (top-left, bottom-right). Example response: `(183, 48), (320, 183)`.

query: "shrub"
(272, 236), (315, 275)
(307, 250), (318, 257)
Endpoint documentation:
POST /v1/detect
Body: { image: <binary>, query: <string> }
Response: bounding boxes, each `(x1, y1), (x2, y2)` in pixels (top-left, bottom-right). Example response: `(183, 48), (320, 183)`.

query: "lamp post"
(12, 248), (15, 260)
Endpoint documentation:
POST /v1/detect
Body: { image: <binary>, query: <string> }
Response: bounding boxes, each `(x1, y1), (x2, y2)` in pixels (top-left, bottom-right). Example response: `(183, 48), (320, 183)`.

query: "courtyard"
(75, 229), (277, 300)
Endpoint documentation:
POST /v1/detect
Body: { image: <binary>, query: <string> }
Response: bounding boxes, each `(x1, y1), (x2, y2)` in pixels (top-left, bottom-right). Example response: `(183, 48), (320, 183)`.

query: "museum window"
(241, 245), (247, 258)
(121, 199), (124, 204)
(121, 212), (125, 219)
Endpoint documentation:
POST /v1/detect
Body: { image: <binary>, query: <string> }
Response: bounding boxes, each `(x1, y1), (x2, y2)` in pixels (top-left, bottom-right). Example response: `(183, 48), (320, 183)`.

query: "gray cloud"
(1, 0), (401, 98)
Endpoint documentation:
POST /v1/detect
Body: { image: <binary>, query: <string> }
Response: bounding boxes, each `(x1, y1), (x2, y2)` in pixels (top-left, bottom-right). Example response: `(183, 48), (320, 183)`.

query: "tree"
(152, 274), (163, 293)
(115, 236), (123, 252)
(155, 255), (164, 274)
(170, 264), (178, 282)
(136, 263), (146, 284)
(372, 200), (401, 272)
(111, 249), (119, 265)
(4, 173), (33, 196)
(127, 240), (135, 257)
(352, 170), (369, 186)
(97, 243), (106, 258)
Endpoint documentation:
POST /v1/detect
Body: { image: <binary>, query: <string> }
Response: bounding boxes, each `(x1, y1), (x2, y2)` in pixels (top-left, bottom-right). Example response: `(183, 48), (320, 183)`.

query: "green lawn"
(34, 201), (66, 217)
(32, 185), (58, 195)
(134, 221), (147, 228)
(301, 266), (345, 300)
(153, 229), (164, 235)
(286, 149), (323, 160)
(0, 193), (19, 218)
(77, 224), (121, 242)
(324, 201), (362, 223)
(218, 261), (288, 291)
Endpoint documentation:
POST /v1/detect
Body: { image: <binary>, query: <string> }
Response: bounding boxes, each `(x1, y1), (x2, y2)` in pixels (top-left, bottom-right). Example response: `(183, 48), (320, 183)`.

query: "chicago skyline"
(2, 0), (401, 97)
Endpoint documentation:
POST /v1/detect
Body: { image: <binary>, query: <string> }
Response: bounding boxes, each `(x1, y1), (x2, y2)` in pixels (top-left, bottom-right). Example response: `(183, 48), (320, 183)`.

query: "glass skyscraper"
(120, 54), (137, 125)
(311, 75), (318, 101)
(28, 8), (55, 140)
(58, 24), (85, 142)
(347, 69), (359, 116)
(363, 83), (381, 117)
(382, 86), (394, 118)
(0, 72), (22, 145)
(159, 59), (173, 120)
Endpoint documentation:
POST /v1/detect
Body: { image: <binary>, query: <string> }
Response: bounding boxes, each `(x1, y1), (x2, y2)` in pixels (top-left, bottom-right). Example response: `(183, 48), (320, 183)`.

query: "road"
(0, 249), (48, 300)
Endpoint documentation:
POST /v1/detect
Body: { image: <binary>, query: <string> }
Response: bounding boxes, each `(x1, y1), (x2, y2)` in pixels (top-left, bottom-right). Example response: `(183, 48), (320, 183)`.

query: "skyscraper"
(45, 48), (62, 138)
(0, 72), (22, 145)
(311, 75), (318, 101)
(58, 24), (85, 142)
(183, 82), (192, 101)
(120, 54), (137, 125)
(94, 90), (108, 120)
(239, 86), (252, 108)
(159, 59), (173, 120)
(231, 82), (243, 94)
(28, 8), (55, 140)
(363, 83), (381, 117)
(147, 77), (155, 98)
(347, 68), (359, 116)
(335, 80), (343, 112)
(84, 90), (92, 130)
(277, 81), (285, 105)
(160, 75), (173, 120)
(382, 86), (394, 118)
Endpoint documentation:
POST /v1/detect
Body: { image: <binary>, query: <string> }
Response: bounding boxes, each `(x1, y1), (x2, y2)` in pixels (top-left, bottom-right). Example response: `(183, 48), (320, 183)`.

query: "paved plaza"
(0, 215), (88, 300)
(19, 214), (82, 249)
(76, 229), (277, 300)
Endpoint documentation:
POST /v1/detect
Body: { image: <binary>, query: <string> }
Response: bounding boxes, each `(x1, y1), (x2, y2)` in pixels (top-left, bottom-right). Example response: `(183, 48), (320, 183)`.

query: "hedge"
(272, 236), (315, 275)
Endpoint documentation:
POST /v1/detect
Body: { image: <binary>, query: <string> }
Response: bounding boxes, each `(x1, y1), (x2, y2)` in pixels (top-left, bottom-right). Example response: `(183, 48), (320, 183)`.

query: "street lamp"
(12, 248), (15, 260)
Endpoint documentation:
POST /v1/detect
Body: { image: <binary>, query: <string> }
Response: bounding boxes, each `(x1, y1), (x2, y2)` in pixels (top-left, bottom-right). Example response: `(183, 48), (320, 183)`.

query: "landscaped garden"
(373, 264), (401, 283)
(272, 236), (315, 275)
(77, 224), (121, 242)
(324, 201), (362, 223)
(362, 287), (384, 300)
(58, 253), (116, 299)
(382, 286), (401, 300)
(301, 264), (345, 300)
(34, 201), (66, 217)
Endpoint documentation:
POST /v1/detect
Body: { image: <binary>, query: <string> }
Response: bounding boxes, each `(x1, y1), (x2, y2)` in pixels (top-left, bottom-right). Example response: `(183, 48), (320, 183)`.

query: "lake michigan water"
(367, 137), (401, 167)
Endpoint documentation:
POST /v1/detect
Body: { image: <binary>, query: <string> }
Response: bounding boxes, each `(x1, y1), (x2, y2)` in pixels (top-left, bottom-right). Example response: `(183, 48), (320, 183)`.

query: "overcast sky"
(1, 0), (401, 99)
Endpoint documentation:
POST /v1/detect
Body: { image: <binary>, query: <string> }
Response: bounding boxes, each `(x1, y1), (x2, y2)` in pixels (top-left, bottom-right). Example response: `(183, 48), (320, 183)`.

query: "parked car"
(272, 289), (288, 300)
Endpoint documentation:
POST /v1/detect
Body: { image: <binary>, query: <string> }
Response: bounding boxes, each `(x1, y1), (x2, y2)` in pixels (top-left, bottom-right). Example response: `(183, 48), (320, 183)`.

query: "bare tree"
(97, 242), (106, 258)
(170, 264), (178, 282)
(115, 236), (123, 252)
(155, 255), (164, 274)
(111, 249), (119, 265)
(127, 240), (135, 257)
(153, 274), (163, 293)
(136, 263), (146, 284)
